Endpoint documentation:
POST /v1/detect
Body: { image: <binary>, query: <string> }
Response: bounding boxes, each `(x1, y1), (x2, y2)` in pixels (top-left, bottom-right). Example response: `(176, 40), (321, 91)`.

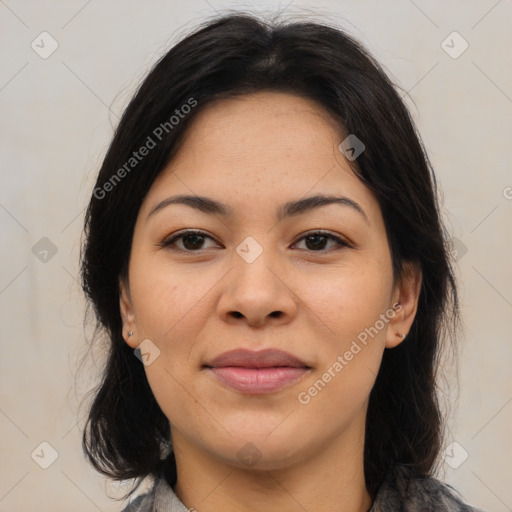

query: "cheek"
(130, 256), (213, 341)
(293, 271), (390, 433)
(129, 258), (219, 407)
(292, 258), (392, 401)
(131, 264), (211, 428)
(294, 257), (393, 341)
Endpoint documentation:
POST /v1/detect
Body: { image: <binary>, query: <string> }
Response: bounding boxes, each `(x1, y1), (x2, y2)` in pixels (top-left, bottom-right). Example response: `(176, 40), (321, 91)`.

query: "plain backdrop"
(1, 1), (511, 511)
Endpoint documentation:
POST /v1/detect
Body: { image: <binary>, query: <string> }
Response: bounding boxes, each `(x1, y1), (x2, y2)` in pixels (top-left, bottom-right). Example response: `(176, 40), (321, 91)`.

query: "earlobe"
(385, 262), (422, 349)
(386, 329), (407, 349)
(119, 279), (138, 348)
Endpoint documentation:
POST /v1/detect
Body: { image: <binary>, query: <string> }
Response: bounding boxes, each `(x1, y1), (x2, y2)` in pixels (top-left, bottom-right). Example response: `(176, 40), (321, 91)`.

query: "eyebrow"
(147, 193), (370, 225)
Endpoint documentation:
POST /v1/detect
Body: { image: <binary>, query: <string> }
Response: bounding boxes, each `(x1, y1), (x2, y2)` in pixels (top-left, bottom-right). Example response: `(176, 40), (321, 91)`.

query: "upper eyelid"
(160, 229), (351, 249)
(161, 229), (220, 245)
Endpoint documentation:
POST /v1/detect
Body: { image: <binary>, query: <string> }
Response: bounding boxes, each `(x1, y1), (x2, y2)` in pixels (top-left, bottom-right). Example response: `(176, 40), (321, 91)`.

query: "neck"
(171, 410), (372, 512)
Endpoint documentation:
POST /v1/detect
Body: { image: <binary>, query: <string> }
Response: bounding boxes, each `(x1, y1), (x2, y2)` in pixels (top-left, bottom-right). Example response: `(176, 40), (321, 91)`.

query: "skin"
(120, 91), (422, 512)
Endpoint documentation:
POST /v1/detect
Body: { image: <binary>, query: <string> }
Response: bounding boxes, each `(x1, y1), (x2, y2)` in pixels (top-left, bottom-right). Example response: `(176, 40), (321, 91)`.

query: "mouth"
(203, 348), (311, 395)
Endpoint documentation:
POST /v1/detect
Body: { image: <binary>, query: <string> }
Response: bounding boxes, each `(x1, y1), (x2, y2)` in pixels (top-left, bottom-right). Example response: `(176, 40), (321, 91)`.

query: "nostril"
(269, 311), (282, 318)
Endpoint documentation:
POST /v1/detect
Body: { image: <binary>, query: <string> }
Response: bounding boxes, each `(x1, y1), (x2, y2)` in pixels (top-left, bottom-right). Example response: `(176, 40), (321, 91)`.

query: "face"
(120, 91), (421, 471)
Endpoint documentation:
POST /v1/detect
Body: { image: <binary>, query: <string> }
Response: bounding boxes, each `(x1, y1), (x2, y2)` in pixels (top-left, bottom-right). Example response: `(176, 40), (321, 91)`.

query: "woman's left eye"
(293, 231), (351, 252)
(159, 230), (350, 253)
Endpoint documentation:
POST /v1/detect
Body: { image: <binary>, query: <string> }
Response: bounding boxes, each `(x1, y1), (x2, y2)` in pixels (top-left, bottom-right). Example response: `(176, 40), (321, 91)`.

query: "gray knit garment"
(119, 464), (484, 512)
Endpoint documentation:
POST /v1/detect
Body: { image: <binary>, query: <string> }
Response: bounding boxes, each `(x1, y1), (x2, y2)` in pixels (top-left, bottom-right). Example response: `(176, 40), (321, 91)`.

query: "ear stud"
(128, 331), (133, 337)
(395, 332), (406, 339)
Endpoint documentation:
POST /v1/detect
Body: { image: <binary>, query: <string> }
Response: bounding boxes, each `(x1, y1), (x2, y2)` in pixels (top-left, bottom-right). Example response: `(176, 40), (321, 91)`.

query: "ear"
(119, 277), (138, 348)
(385, 261), (422, 349)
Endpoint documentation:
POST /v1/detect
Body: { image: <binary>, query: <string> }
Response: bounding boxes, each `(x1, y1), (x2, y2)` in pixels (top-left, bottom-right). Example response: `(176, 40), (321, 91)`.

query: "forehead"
(140, 91), (380, 225)
(181, 91), (346, 152)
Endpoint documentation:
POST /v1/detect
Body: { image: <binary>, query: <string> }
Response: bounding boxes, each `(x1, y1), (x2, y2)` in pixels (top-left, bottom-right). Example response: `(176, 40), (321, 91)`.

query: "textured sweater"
(120, 462), (484, 512)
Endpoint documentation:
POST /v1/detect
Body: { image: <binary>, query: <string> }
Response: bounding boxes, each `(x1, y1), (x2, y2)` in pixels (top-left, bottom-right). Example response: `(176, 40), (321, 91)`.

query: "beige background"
(1, 1), (511, 511)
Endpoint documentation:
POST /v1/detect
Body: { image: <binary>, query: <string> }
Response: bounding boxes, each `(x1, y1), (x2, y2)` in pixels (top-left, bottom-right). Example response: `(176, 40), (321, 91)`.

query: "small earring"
(395, 332), (406, 339)
(127, 331), (133, 337)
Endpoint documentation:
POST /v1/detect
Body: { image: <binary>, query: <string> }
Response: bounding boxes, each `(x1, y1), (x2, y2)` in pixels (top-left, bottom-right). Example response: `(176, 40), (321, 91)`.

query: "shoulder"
(118, 475), (190, 512)
(371, 465), (485, 512)
(118, 488), (154, 512)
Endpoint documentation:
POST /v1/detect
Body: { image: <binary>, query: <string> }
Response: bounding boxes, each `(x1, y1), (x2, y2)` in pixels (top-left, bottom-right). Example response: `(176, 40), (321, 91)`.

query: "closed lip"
(203, 348), (311, 369)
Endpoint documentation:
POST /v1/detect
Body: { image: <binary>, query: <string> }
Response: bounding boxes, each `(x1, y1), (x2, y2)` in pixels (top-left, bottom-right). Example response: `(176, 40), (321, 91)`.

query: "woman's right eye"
(159, 230), (220, 252)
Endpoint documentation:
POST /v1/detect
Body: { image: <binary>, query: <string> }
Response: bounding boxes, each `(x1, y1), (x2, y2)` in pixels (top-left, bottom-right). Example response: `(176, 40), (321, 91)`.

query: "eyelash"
(158, 230), (352, 253)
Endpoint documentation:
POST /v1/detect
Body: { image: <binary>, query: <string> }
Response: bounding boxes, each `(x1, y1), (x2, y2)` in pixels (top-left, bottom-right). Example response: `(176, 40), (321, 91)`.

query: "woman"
(80, 12), (484, 512)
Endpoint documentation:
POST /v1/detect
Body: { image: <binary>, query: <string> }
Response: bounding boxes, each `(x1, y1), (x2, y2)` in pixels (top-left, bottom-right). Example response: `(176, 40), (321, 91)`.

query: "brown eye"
(181, 233), (206, 250)
(293, 231), (351, 252)
(160, 231), (220, 252)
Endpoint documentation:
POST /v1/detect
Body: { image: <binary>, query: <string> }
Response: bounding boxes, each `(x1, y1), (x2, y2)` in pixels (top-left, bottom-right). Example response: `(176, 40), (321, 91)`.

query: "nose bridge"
(218, 235), (296, 325)
(232, 235), (283, 295)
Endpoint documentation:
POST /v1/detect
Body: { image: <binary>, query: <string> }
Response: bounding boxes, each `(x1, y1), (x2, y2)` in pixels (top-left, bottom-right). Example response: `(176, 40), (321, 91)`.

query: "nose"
(217, 249), (298, 328)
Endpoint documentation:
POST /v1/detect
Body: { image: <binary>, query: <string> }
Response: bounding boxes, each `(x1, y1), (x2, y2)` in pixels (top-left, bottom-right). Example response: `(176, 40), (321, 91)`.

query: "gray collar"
(122, 464), (484, 512)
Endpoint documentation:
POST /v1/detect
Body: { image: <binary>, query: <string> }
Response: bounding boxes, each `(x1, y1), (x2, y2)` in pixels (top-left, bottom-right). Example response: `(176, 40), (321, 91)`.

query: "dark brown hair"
(80, 11), (459, 500)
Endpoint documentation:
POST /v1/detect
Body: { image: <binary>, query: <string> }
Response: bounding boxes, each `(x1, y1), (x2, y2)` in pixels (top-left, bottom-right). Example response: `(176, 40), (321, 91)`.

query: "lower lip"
(208, 366), (309, 394)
